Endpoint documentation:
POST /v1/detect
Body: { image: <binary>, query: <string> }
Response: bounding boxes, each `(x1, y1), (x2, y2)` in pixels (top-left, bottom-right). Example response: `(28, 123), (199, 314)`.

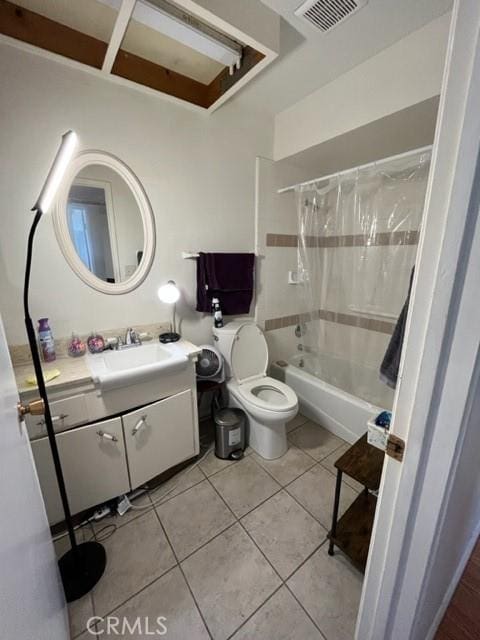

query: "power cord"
(90, 524), (117, 543)
(52, 434), (215, 544)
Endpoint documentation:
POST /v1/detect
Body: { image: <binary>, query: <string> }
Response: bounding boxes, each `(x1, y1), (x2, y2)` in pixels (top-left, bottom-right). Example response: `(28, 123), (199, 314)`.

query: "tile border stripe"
(264, 309), (395, 335)
(266, 230), (419, 249)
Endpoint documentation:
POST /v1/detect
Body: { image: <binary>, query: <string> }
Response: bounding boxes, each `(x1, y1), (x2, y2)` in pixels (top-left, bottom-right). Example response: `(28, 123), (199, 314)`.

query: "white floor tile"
(182, 523), (281, 640)
(288, 546), (363, 640)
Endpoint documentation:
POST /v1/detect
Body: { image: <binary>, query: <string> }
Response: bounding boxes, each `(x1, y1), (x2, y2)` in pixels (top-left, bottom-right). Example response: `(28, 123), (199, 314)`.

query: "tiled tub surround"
(260, 238), (419, 368)
(264, 308), (395, 334)
(263, 229), (420, 334)
(257, 151), (428, 374)
(63, 414), (363, 640)
(259, 167), (426, 418)
(262, 225), (419, 408)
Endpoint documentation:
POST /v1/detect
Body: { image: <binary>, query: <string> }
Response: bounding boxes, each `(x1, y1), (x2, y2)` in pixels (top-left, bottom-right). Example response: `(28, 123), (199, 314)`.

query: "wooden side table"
(327, 433), (385, 572)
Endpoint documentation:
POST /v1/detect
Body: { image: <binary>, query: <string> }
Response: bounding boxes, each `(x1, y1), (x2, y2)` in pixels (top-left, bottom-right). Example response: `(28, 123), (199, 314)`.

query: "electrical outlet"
(92, 506), (111, 521)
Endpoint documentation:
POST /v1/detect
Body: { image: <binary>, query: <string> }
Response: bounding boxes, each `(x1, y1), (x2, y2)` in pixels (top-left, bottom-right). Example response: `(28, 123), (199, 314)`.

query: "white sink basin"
(87, 342), (189, 391)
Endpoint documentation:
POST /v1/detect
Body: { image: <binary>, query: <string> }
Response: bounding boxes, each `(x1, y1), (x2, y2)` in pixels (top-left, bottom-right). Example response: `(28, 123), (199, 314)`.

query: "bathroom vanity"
(15, 340), (201, 525)
(9, 148), (206, 527)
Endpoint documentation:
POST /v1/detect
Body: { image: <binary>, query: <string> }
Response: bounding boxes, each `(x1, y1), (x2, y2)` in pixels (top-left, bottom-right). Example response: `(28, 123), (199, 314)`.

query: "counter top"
(15, 339), (201, 397)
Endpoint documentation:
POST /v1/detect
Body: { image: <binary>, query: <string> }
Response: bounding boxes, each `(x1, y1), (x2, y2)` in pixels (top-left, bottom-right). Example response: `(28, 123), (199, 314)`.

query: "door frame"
(356, 1), (480, 638)
(68, 176), (121, 283)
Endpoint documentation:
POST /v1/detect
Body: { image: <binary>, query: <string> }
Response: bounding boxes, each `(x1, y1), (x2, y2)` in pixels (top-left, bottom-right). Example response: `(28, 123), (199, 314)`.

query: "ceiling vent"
(295, 0), (368, 33)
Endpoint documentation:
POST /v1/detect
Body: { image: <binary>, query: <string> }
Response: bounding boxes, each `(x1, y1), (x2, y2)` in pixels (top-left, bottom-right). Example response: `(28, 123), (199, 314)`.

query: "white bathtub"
(271, 353), (394, 443)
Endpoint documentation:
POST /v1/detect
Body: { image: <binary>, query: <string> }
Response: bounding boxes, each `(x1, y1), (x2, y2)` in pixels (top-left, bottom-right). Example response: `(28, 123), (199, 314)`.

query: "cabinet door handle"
(132, 415), (148, 436)
(97, 430), (118, 442)
(36, 413), (69, 427)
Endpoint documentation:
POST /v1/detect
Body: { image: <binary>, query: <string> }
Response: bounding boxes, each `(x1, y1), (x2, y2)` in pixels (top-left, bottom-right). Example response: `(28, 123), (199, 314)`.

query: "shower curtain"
(295, 149), (431, 409)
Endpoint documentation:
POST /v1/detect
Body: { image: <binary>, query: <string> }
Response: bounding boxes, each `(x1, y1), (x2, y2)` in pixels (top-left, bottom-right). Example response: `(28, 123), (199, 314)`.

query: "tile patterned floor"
(65, 415), (363, 639)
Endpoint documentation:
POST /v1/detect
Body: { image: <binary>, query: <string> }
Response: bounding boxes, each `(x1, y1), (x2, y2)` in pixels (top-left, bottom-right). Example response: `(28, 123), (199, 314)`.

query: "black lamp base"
(159, 332), (181, 343)
(59, 541), (106, 602)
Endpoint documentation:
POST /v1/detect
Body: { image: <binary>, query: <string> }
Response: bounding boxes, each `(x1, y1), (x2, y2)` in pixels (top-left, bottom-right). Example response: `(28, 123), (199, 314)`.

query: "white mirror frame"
(54, 150), (156, 295)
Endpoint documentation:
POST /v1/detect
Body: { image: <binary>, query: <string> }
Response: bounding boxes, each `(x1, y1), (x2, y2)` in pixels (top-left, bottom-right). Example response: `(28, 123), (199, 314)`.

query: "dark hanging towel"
(380, 267), (415, 389)
(196, 252), (255, 315)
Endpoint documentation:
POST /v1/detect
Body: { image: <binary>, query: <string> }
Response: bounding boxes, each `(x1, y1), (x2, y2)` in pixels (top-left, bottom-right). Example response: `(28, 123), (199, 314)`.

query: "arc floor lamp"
(24, 130), (106, 602)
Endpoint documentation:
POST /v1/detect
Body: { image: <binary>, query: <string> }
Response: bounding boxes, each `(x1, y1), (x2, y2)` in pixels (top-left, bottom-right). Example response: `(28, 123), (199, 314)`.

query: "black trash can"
(214, 408), (246, 460)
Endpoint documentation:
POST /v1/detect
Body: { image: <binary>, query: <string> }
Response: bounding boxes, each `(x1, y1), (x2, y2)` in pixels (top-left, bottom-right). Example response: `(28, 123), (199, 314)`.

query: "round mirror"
(54, 151), (155, 294)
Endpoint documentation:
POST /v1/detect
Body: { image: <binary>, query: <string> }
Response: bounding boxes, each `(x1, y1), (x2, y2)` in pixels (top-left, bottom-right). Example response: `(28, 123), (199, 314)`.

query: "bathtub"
(271, 353), (394, 443)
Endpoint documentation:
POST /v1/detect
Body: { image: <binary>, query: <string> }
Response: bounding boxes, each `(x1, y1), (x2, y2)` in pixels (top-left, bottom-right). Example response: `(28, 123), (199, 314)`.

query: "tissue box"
(367, 417), (389, 451)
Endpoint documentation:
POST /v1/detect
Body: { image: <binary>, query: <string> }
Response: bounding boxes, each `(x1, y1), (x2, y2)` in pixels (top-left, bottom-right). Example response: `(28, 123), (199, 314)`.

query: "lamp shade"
(32, 130), (78, 214)
(158, 280), (180, 304)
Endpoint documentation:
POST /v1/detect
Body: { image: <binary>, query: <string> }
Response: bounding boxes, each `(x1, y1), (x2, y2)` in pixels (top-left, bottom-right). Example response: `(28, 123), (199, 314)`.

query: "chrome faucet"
(105, 329), (142, 350)
(124, 328), (141, 347)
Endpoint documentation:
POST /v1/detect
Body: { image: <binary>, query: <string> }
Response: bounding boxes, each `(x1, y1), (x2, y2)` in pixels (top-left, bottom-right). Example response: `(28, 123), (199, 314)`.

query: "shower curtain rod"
(277, 145), (433, 194)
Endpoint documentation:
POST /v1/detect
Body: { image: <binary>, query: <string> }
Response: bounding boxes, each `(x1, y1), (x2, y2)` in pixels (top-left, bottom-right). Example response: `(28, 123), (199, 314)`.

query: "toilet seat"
(224, 324), (297, 415)
(237, 376), (297, 413)
(230, 324), (269, 382)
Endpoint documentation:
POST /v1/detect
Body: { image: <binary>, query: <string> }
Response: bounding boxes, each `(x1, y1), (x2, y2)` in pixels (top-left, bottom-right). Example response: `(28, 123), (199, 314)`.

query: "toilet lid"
(231, 324), (268, 383)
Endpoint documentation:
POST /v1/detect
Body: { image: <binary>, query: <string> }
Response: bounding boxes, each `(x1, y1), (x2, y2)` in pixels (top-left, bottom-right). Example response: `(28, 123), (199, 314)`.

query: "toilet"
(213, 322), (298, 460)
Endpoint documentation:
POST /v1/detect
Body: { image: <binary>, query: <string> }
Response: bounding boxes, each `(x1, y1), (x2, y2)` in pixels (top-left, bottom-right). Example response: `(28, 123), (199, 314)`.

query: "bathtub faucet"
(295, 323), (307, 338)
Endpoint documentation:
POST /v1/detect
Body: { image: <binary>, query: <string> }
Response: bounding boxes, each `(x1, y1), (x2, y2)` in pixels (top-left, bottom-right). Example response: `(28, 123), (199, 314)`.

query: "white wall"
(274, 12), (450, 161)
(255, 156), (309, 363)
(0, 43), (273, 347)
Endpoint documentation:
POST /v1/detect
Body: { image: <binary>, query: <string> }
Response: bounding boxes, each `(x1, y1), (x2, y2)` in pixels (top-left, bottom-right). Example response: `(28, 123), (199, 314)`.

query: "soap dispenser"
(212, 297), (224, 328)
(37, 318), (56, 362)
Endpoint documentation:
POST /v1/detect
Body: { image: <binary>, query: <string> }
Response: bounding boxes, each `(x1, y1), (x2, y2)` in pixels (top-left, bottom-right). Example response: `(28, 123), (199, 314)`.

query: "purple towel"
(196, 252), (255, 315)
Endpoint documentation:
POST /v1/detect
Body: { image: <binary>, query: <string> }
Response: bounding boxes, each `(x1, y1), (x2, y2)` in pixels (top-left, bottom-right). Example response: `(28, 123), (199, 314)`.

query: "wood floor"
(435, 538), (480, 639)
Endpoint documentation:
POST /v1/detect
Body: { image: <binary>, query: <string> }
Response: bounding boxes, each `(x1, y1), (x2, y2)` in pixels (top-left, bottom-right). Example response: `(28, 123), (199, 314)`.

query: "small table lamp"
(158, 280), (181, 343)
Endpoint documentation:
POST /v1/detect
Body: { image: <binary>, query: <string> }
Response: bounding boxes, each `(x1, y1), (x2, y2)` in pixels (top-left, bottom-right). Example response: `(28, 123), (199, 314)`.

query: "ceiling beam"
(0, 0), (107, 68)
(102, 0), (136, 74)
(0, 0), (209, 106)
(112, 49), (210, 108)
(0, 0), (264, 110)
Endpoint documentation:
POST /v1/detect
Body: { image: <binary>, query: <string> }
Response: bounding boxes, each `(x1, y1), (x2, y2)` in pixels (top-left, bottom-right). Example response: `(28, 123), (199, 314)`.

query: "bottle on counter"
(68, 332), (86, 357)
(212, 297), (224, 328)
(38, 318), (56, 362)
(87, 331), (105, 354)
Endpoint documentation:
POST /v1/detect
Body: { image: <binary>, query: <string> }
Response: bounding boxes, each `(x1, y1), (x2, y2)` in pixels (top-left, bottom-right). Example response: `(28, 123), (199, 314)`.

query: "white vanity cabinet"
(25, 393), (89, 440)
(32, 417), (129, 525)
(29, 362), (200, 525)
(123, 389), (196, 489)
